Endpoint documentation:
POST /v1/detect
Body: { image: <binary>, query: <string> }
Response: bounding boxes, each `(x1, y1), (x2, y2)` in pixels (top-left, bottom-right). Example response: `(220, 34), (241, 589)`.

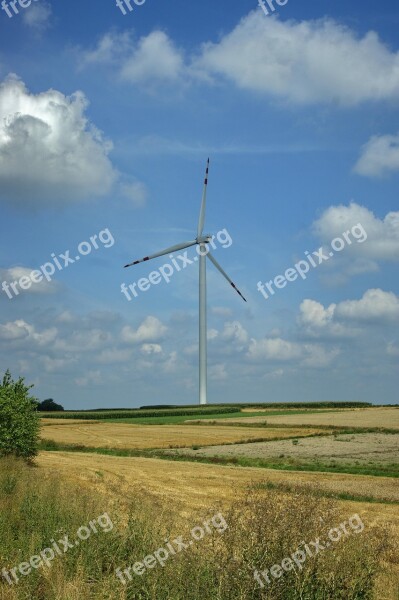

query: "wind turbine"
(123, 159), (247, 405)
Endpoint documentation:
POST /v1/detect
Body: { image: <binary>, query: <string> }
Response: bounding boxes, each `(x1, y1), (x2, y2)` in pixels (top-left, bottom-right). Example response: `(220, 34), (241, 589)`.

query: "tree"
(37, 399), (64, 412)
(0, 369), (40, 460)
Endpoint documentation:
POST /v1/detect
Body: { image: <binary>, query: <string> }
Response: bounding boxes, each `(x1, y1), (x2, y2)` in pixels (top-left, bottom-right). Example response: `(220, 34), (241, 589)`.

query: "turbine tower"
(123, 159), (247, 405)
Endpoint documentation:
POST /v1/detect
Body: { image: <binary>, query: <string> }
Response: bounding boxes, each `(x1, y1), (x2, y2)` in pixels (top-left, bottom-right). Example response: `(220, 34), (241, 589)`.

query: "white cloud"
(79, 31), (132, 67)
(298, 299), (357, 338)
(354, 132), (399, 177)
(313, 203), (399, 276)
(0, 319), (57, 345)
(196, 13), (399, 106)
(298, 290), (399, 339)
(22, 1), (51, 32)
(162, 350), (178, 373)
(84, 31), (184, 85)
(247, 336), (338, 368)
(121, 316), (167, 344)
(55, 329), (110, 352)
(141, 343), (162, 355)
(120, 31), (184, 84)
(207, 328), (219, 341)
(0, 320), (29, 341)
(0, 266), (59, 295)
(336, 289), (399, 322)
(221, 320), (249, 347)
(0, 75), (116, 206)
(247, 337), (302, 361)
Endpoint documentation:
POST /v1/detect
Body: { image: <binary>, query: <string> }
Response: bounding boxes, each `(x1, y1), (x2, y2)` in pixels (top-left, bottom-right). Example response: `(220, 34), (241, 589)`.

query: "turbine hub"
(196, 234), (212, 244)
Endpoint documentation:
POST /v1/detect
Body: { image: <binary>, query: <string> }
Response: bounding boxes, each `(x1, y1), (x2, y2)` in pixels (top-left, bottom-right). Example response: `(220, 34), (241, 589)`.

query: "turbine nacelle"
(196, 234), (212, 245)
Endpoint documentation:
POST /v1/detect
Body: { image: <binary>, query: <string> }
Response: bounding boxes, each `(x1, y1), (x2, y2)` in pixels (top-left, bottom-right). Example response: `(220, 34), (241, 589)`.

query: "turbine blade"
(207, 252), (247, 302)
(197, 158), (210, 238)
(124, 240), (197, 268)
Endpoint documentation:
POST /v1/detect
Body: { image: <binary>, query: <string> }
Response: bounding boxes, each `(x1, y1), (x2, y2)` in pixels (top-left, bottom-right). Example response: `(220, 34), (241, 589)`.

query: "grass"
(102, 409), (356, 425)
(0, 456), (390, 599)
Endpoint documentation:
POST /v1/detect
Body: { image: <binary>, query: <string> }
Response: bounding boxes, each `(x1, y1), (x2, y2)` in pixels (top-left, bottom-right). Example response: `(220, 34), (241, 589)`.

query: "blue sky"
(0, 0), (398, 408)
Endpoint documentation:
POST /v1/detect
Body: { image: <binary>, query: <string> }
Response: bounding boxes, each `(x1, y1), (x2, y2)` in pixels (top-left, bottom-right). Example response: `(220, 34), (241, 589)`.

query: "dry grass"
(220, 407), (399, 429)
(40, 422), (323, 449)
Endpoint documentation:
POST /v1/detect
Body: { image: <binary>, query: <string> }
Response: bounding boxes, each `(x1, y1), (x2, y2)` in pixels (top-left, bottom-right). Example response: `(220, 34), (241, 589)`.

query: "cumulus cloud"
(221, 320), (249, 348)
(312, 202), (399, 279)
(121, 316), (167, 344)
(0, 319), (57, 345)
(81, 31), (184, 85)
(141, 343), (162, 355)
(196, 13), (399, 106)
(298, 290), (399, 343)
(247, 336), (338, 367)
(336, 289), (399, 322)
(0, 266), (59, 296)
(120, 31), (184, 84)
(0, 75), (117, 206)
(354, 132), (399, 177)
(298, 299), (357, 338)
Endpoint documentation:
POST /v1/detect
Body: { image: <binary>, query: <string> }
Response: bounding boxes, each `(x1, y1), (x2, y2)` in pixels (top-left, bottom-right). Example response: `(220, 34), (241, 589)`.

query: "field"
(168, 432), (399, 464)
(217, 406), (399, 429)
(40, 421), (326, 449)
(3, 404), (399, 599)
(38, 449), (399, 507)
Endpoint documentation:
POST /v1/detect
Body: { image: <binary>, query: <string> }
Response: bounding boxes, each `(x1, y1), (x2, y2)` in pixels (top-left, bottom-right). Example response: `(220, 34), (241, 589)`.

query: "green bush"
(0, 370), (40, 460)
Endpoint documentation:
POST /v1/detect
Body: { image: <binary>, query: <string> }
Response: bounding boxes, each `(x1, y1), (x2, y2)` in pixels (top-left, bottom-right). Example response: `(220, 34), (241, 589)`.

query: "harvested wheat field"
(38, 451), (399, 508)
(217, 407), (399, 429)
(169, 432), (399, 465)
(40, 422), (324, 449)
(36, 451), (399, 600)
